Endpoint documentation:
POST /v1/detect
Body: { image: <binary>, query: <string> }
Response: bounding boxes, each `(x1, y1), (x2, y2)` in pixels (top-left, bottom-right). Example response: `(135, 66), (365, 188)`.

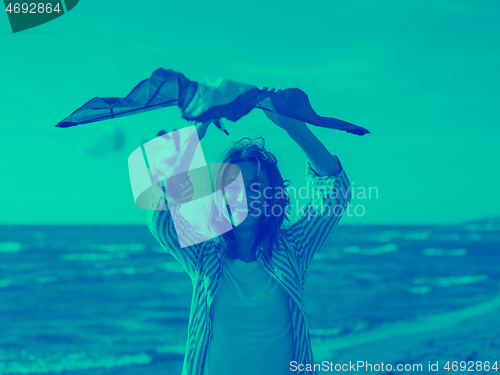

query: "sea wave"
(60, 252), (129, 261)
(86, 243), (146, 252)
(100, 266), (156, 276)
(343, 244), (398, 255)
(157, 262), (186, 273)
(401, 231), (432, 240)
(0, 242), (24, 253)
(413, 275), (487, 287)
(0, 351), (151, 374)
(368, 230), (402, 242)
(422, 248), (467, 256)
(0, 279), (12, 288)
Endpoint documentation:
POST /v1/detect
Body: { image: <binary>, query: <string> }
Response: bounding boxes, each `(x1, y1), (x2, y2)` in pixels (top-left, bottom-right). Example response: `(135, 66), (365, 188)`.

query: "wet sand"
(314, 295), (500, 373)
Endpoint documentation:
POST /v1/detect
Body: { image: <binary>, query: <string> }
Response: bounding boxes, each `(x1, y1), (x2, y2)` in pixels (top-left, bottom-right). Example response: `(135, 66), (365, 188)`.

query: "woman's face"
(223, 162), (269, 228)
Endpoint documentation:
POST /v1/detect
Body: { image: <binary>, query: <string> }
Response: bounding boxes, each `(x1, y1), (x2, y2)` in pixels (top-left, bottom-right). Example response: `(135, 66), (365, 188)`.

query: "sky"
(1, 0), (499, 225)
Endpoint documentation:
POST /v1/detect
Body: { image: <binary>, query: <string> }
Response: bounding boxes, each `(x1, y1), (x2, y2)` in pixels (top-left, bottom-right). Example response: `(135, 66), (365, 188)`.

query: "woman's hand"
(262, 88), (308, 133)
(261, 88), (341, 176)
(152, 120), (213, 187)
(157, 119), (214, 142)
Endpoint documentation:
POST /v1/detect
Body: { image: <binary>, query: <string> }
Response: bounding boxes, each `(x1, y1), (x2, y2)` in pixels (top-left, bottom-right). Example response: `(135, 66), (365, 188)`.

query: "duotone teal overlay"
(3, 0), (78, 33)
(1, 0), (500, 373)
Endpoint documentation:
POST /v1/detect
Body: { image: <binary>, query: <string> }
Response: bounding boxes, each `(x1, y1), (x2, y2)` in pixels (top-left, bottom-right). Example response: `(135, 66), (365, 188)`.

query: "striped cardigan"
(146, 155), (351, 375)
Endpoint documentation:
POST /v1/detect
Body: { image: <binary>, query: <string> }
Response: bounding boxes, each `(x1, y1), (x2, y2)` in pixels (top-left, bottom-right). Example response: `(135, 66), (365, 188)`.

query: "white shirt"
(204, 257), (295, 375)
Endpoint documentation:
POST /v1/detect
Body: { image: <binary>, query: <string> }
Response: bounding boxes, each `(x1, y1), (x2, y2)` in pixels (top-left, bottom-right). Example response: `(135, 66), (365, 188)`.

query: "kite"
(56, 68), (370, 136)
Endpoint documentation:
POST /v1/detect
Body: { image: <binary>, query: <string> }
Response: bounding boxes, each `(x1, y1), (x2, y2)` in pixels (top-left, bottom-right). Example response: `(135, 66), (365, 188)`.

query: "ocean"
(1, 222), (499, 374)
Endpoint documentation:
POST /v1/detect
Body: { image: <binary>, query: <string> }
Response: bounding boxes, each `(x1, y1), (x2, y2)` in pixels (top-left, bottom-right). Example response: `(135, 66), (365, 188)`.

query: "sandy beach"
(314, 295), (500, 373)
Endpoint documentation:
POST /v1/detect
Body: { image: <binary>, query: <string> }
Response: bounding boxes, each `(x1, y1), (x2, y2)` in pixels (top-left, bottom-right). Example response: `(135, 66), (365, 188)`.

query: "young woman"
(146, 108), (351, 375)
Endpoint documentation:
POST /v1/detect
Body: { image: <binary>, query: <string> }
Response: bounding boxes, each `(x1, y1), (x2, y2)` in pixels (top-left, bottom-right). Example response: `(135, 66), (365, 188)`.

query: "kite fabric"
(56, 68), (370, 136)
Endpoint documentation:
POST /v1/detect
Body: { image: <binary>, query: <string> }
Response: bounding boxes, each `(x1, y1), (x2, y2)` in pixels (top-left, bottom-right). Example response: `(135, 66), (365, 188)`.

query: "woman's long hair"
(209, 137), (291, 263)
